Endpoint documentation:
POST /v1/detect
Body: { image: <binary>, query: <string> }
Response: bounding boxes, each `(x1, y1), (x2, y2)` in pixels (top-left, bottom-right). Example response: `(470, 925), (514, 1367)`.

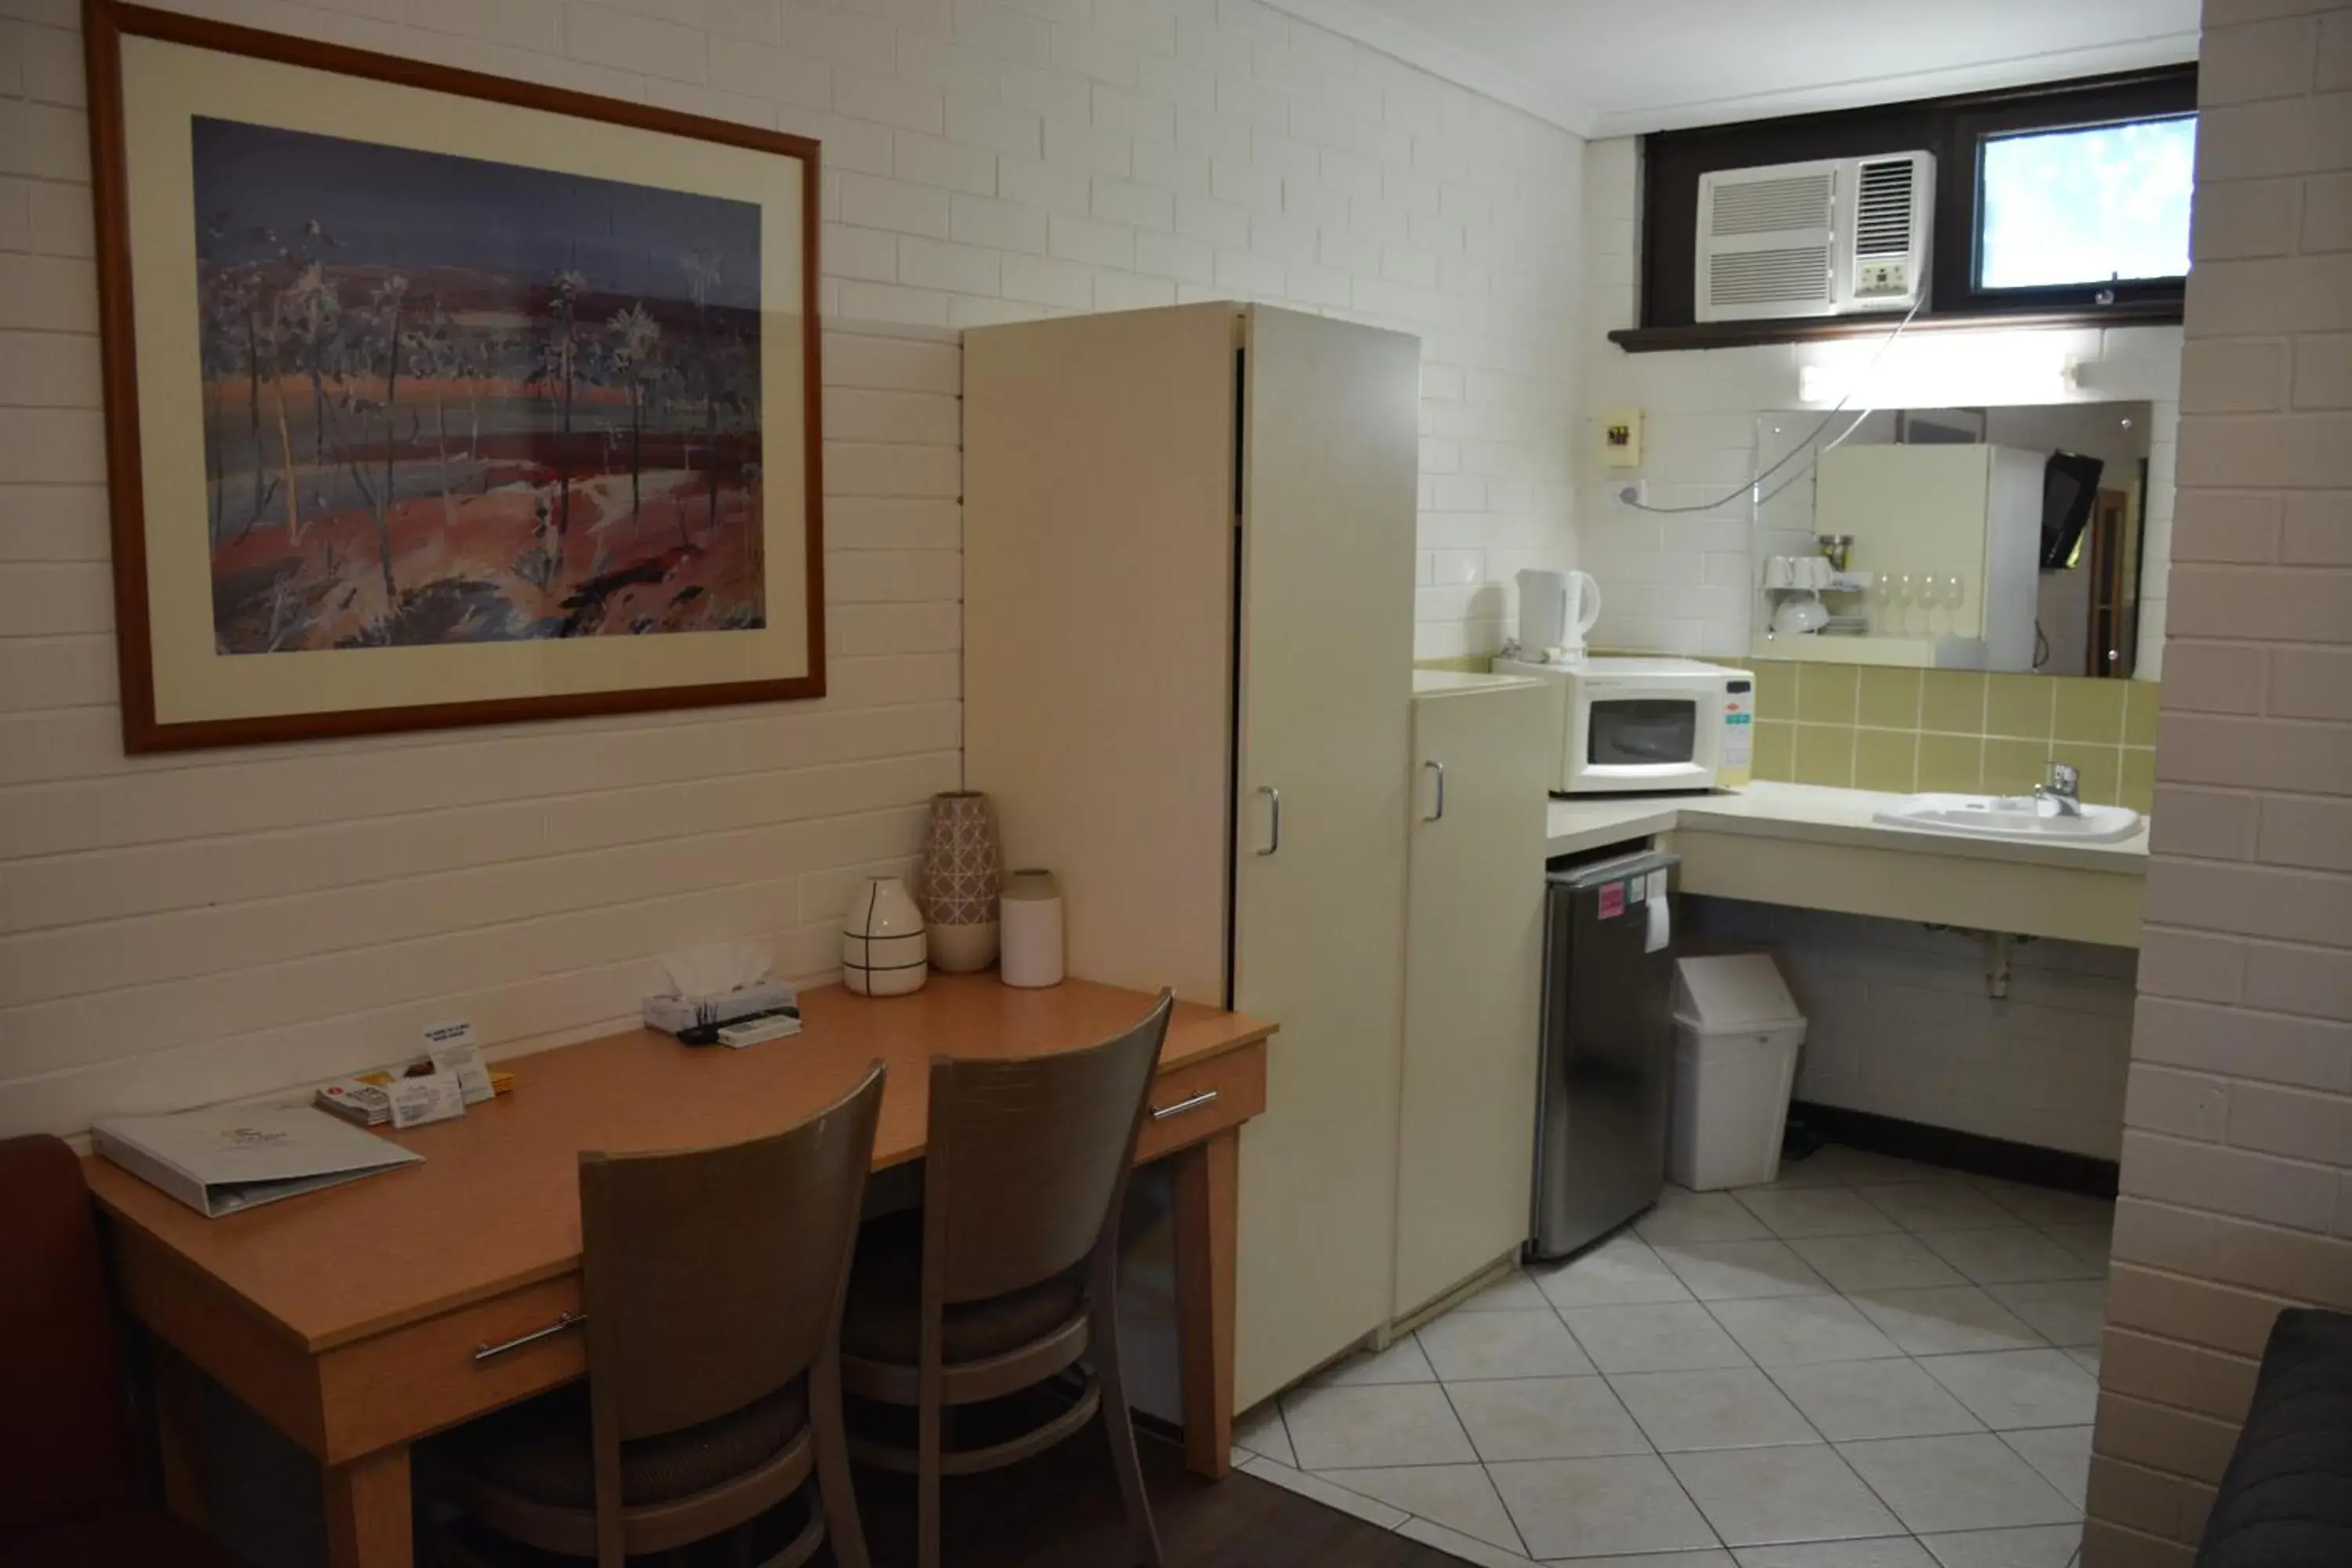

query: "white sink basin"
(1872, 792), (2144, 844)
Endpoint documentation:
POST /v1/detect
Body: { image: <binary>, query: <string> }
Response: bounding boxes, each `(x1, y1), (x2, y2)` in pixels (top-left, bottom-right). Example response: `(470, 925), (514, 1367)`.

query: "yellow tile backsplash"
(1920, 670), (1987, 734)
(1853, 728), (1919, 793)
(1791, 724), (1857, 786)
(1857, 668), (1922, 731)
(1417, 653), (2161, 818)
(1797, 663), (1860, 725)
(2054, 678), (2129, 746)
(1917, 732), (1985, 792)
(1985, 673), (2057, 739)
(1745, 659), (2158, 815)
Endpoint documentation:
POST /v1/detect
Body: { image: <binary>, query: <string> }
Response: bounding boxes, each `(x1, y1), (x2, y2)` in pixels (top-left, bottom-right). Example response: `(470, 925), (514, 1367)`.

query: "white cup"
(1764, 556), (1795, 590)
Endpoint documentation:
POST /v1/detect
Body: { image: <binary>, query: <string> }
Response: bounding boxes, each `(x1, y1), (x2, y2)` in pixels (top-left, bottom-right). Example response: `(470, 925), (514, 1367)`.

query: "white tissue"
(661, 942), (772, 999)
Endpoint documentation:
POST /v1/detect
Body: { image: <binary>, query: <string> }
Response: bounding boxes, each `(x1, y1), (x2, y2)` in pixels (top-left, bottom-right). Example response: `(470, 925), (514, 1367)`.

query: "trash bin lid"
(1672, 953), (1803, 1030)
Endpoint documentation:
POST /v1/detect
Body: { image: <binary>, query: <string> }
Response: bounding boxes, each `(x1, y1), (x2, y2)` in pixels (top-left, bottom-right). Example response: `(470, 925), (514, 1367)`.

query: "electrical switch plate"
(1601, 407), (1642, 468)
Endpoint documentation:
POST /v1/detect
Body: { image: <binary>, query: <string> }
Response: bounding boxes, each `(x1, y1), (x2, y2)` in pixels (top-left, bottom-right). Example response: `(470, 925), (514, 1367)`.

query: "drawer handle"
(1152, 1089), (1220, 1121)
(474, 1312), (585, 1363)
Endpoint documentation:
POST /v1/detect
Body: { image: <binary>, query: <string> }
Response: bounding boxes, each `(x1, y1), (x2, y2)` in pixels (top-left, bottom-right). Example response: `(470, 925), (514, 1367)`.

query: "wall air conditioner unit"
(1695, 152), (1933, 322)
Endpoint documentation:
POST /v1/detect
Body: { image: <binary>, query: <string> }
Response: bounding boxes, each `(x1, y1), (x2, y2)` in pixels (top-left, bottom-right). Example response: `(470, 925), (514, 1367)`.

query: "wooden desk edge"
(92, 1011), (1275, 1359)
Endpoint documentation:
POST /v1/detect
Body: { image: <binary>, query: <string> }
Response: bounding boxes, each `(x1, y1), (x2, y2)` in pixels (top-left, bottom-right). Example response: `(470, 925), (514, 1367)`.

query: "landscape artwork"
(190, 116), (768, 655)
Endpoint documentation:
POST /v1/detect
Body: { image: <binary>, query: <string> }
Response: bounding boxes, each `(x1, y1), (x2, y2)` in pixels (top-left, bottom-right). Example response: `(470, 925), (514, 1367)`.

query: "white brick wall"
(0, 0), (1584, 1137)
(1575, 136), (2182, 677)
(2090, 4), (2352, 1563)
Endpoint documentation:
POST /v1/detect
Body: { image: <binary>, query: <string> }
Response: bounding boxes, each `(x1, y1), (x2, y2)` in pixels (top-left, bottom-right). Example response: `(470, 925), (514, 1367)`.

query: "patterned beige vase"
(916, 791), (1002, 972)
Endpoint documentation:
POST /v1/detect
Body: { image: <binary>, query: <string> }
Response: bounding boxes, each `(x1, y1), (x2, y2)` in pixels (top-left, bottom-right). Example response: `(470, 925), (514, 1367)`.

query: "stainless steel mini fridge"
(1529, 847), (1680, 1262)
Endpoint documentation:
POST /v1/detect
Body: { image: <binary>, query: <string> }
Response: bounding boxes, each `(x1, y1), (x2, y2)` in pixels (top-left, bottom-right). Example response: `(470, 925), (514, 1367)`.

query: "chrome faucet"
(2034, 760), (2083, 818)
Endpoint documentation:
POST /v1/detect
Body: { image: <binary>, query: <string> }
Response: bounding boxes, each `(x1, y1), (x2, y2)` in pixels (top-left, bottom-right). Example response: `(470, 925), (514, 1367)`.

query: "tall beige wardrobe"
(963, 303), (1420, 1409)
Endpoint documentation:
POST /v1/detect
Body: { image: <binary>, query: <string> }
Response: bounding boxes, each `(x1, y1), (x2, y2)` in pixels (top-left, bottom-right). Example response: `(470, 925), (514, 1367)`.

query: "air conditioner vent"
(1710, 172), (1834, 238)
(1708, 248), (1832, 307)
(1695, 151), (1933, 322)
(1853, 160), (1918, 258)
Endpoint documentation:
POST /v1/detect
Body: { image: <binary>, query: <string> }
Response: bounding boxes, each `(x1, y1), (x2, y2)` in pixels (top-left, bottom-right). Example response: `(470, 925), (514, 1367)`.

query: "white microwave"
(1492, 657), (1754, 795)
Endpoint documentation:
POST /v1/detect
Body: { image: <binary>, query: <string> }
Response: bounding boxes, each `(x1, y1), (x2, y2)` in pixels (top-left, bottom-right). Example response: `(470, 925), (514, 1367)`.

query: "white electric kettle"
(1516, 568), (1602, 662)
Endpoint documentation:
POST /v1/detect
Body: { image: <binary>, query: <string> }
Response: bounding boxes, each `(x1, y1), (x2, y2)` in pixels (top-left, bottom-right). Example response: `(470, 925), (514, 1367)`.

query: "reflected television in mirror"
(1753, 401), (2153, 678)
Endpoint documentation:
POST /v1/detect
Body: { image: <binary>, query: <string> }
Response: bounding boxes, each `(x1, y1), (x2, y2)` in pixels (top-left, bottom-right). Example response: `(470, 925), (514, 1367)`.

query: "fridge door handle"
(1255, 785), (1282, 856)
(1422, 759), (1446, 822)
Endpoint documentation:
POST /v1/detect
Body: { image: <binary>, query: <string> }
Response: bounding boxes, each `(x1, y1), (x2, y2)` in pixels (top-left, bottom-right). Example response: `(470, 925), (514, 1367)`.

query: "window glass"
(1978, 115), (2197, 290)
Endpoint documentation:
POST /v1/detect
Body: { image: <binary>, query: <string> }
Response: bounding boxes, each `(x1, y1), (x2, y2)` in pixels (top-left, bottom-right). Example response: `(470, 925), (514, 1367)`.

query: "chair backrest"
(922, 990), (1174, 1306)
(577, 1062), (885, 1444)
(0, 1134), (136, 1541)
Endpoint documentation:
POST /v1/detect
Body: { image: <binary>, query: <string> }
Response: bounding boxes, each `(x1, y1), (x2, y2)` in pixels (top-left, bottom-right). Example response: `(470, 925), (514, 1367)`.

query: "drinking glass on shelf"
(1920, 573), (1950, 634)
(1893, 573), (1918, 637)
(1869, 573), (1896, 636)
(1940, 572), (1967, 627)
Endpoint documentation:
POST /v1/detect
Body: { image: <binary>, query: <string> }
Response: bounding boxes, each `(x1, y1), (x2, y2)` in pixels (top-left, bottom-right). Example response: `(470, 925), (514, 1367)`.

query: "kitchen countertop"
(1547, 781), (2151, 874)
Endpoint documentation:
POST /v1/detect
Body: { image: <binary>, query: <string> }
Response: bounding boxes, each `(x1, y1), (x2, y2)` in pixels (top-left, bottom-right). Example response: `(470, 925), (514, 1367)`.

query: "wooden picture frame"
(85, 1), (825, 752)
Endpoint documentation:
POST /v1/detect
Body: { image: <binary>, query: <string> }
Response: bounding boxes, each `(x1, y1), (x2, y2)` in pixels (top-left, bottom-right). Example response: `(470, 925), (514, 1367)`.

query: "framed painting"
(84, 1), (823, 751)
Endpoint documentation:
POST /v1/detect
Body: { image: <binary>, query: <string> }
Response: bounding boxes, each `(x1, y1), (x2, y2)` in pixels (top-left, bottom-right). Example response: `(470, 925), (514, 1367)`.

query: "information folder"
(93, 1104), (423, 1218)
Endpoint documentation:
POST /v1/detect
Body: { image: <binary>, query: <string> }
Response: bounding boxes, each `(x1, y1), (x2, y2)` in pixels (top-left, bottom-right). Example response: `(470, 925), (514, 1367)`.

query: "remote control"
(717, 1013), (801, 1048)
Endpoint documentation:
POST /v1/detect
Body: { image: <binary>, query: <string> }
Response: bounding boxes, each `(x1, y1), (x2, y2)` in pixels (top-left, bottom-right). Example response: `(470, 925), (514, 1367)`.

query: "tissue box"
(642, 978), (800, 1036)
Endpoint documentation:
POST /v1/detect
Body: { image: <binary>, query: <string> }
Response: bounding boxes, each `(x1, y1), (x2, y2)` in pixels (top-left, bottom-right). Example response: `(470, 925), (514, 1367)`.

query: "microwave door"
(1589, 699), (1697, 766)
(1573, 693), (1715, 791)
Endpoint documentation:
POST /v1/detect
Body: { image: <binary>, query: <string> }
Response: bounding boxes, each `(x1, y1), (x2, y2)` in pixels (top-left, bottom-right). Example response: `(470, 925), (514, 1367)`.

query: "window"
(1624, 65), (2198, 347)
(1976, 116), (2197, 292)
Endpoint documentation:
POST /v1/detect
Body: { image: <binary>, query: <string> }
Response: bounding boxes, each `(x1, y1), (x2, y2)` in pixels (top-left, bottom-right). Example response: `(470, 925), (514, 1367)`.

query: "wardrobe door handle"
(1423, 760), (1446, 822)
(1256, 785), (1282, 857)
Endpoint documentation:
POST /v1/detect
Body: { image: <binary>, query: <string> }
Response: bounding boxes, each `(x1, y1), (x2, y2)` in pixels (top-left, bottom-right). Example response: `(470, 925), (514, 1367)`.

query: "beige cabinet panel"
(963, 306), (1241, 1003)
(1231, 308), (1419, 1406)
(1395, 678), (1552, 1318)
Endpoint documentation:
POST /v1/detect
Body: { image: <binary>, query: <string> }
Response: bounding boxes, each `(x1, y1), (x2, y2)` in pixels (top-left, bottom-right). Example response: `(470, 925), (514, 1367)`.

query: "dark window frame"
(1936, 74), (2199, 317)
(1623, 64), (2198, 350)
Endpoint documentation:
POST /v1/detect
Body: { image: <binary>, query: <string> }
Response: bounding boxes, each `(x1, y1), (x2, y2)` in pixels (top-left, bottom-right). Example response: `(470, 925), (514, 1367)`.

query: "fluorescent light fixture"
(1797, 336), (2082, 409)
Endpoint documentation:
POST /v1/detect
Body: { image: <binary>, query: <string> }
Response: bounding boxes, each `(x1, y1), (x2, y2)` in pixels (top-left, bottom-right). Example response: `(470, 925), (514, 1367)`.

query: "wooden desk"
(88, 975), (1272, 1568)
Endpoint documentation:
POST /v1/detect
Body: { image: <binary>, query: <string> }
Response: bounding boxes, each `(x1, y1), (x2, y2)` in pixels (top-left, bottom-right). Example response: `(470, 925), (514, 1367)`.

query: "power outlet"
(1617, 479), (1649, 507)
(1601, 407), (1643, 468)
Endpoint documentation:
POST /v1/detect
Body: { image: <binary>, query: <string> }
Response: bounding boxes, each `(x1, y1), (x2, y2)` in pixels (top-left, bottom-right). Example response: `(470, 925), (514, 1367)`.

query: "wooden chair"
(841, 990), (1174, 1568)
(0, 1134), (251, 1568)
(438, 1063), (886, 1568)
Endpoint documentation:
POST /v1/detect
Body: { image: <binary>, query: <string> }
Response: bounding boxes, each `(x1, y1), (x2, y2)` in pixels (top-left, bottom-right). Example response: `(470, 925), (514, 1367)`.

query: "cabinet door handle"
(1152, 1089), (1220, 1121)
(1423, 759), (1446, 822)
(474, 1311), (585, 1363)
(1256, 785), (1282, 857)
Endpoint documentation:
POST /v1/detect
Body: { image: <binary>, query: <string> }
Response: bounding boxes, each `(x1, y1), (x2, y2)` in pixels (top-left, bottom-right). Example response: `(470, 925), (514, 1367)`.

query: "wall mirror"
(1752, 401), (2155, 678)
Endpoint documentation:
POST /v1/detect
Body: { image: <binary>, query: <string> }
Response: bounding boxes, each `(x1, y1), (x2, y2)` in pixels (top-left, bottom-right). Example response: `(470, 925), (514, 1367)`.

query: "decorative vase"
(916, 791), (1003, 973)
(1000, 868), (1065, 989)
(841, 877), (926, 996)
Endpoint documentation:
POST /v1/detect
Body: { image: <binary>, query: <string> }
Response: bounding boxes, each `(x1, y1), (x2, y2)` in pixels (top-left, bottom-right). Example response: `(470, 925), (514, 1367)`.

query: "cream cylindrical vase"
(999, 868), (1065, 989)
(841, 877), (927, 996)
(917, 791), (1003, 973)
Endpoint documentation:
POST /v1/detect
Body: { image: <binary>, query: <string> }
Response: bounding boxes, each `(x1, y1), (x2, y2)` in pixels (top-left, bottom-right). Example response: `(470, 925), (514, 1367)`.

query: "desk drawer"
(1135, 1041), (1265, 1164)
(318, 1275), (585, 1463)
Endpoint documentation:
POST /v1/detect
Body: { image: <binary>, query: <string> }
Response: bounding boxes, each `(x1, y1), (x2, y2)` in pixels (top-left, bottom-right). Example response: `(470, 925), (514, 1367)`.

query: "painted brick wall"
(0, 0), (1584, 1138)
(1577, 136), (2183, 677)
(2086, 3), (2352, 1563)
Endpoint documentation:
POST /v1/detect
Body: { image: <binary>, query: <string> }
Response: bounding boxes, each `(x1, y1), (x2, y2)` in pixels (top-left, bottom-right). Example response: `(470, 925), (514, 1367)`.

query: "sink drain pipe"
(1921, 924), (2026, 998)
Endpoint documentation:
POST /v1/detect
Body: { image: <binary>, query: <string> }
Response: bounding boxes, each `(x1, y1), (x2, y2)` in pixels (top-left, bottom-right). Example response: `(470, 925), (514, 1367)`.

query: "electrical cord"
(1615, 295), (1926, 516)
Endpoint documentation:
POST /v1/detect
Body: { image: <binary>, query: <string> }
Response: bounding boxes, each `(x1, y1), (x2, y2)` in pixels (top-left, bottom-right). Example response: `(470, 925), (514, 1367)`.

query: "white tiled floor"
(1232, 1147), (2107, 1566)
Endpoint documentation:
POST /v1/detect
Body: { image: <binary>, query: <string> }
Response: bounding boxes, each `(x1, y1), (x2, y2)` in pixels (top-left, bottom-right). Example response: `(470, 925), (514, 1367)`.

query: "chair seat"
(445, 1378), (808, 1511)
(843, 1211), (1086, 1367)
(6, 1508), (250, 1568)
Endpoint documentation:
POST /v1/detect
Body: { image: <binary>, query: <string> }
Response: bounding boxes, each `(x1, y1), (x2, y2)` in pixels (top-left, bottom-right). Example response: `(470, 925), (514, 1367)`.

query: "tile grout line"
(1283, 1151), (2103, 1562)
(1432, 1370), (1539, 1563)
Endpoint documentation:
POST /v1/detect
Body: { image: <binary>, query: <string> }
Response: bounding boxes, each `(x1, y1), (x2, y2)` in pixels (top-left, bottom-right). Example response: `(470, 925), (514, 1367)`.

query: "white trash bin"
(1668, 953), (1808, 1191)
